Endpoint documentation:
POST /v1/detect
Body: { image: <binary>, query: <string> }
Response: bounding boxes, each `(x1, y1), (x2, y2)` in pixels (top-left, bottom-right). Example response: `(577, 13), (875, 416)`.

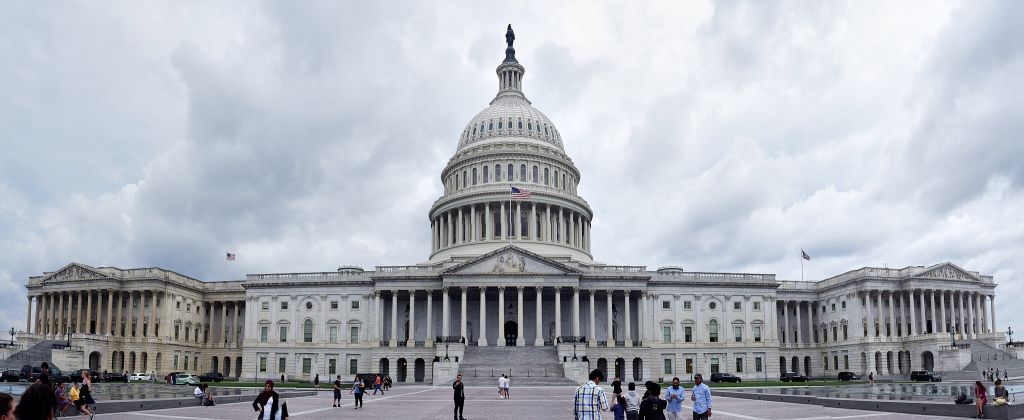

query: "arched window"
(462, 170), (467, 188)
(498, 120), (503, 129)
(472, 168), (477, 185)
(518, 119), (523, 129)
(508, 119), (513, 130)
(544, 126), (549, 136)
(520, 164), (526, 181)
(554, 170), (559, 188)
(544, 168), (550, 185)
(454, 174), (459, 191)
(483, 166), (489, 183)
(709, 320), (719, 343)
(480, 123), (485, 134)
(471, 127), (476, 135)
(507, 164), (513, 181)
(562, 174), (567, 190)
(532, 166), (538, 183)
(489, 121), (493, 131)
(303, 319), (313, 343)
(528, 121), (533, 131)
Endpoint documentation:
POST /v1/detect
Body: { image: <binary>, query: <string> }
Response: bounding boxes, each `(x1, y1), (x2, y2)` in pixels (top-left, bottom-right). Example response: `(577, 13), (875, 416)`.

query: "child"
(611, 394), (627, 420)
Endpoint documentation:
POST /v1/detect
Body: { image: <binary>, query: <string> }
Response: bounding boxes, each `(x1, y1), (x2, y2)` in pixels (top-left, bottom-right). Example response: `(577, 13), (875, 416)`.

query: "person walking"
(373, 374), (383, 395)
(974, 380), (988, 419)
(573, 369), (609, 420)
(637, 382), (666, 420)
(663, 377), (685, 420)
(332, 375), (342, 407)
(350, 375), (364, 409)
(690, 374), (712, 420)
(623, 382), (641, 420)
(496, 375), (505, 399)
(503, 374), (510, 399)
(252, 380), (289, 420)
(612, 376), (623, 400)
(313, 373), (320, 393)
(611, 395), (627, 420)
(453, 373), (467, 420)
(78, 371), (95, 419)
(868, 372), (874, 384)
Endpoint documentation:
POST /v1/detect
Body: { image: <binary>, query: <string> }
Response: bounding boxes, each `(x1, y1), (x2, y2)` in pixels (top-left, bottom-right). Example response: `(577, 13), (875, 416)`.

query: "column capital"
(460, 286), (468, 293)
(373, 290), (380, 298)
(516, 285), (524, 293)
(624, 289), (631, 295)
(442, 286), (450, 293)
(552, 286), (561, 293)
(497, 286), (505, 292)
(389, 289), (398, 295)
(606, 290), (615, 296)
(573, 286), (580, 293)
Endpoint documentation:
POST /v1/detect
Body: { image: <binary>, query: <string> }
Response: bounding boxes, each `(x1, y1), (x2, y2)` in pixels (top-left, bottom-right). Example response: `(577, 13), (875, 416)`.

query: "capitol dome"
(427, 26), (594, 263)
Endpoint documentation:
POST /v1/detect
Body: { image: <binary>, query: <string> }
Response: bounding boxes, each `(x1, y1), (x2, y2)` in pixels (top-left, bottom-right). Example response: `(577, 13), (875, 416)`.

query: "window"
(753, 302), (761, 311)
(350, 326), (359, 343)
(329, 326), (338, 343)
(259, 356), (267, 372)
(261, 302), (269, 311)
(683, 301), (692, 310)
(736, 357), (744, 373)
(174, 325), (180, 340)
(507, 164), (513, 181)
(754, 325), (762, 342)
(462, 170), (467, 188)
(734, 301), (741, 310)
(553, 170), (558, 187)
(833, 326), (838, 342)
(709, 302), (717, 310)
(472, 168), (477, 185)
(662, 301), (671, 310)
(497, 120), (502, 129)
(280, 326), (288, 342)
(173, 355), (179, 369)
(350, 359), (359, 375)
(483, 166), (489, 183)
(755, 357), (763, 373)
(351, 301), (360, 309)
(305, 301), (313, 310)
(710, 357), (720, 374)
(684, 326), (692, 343)
(278, 357), (286, 373)
(532, 165), (538, 183)
(260, 326), (268, 343)
(709, 320), (719, 343)
(821, 305), (826, 312)
(824, 356), (829, 370)
(544, 168), (549, 185)
(842, 301), (847, 309)
(834, 356), (839, 371)
(562, 174), (567, 190)
(520, 164), (526, 181)
(303, 320), (313, 343)
(843, 324), (848, 340)
(330, 301), (338, 310)
(184, 355), (189, 370)
(734, 325), (742, 342)
(494, 165), (501, 182)
(663, 358), (673, 374)
(176, 301), (181, 310)
(685, 358), (693, 374)
(831, 303), (836, 312)
(186, 303), (191, 312)
(844, 355), (849, 369)
(517, 119), (523, 129)
(662, 326), (672, 342)
(281, 302), (288, 310)
(329, 359), (337, 375)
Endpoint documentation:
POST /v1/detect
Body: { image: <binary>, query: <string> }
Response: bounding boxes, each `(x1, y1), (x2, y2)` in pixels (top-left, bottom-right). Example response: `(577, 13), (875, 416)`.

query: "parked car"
(710, 373), (742, 383)
(910, 370), (942, 382)
(198, 372), (224, 383)
(174, 373), (200, 386)
(129, 373), (152, 382)
(69, 369), (102, 383)
(0, 369), (20, 382)
(167, 371), (184, 384)
(103, 372), (128, 383)
(20, 364), (71, 383)
(837, 371), (861, 381)
(780, 372), (808, 382)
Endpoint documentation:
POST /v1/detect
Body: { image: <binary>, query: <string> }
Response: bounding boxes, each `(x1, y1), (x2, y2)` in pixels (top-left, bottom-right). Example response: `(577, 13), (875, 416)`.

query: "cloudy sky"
(2, 1), (1022, 336)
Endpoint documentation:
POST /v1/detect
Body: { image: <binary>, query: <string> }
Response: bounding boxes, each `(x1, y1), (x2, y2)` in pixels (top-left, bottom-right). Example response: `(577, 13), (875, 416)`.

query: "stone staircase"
(0, 340), (63, 369)
(939, 339), (1024, 381)
(457, 345), (574, 386)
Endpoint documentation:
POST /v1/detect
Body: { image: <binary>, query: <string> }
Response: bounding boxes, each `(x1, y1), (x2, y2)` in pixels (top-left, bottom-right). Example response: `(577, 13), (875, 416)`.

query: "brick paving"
(97, 385), (963, 419)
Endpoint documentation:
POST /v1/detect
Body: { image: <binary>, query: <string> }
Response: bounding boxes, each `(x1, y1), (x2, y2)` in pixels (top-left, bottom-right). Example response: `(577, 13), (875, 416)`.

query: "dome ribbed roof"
(457, 95), (564, 151)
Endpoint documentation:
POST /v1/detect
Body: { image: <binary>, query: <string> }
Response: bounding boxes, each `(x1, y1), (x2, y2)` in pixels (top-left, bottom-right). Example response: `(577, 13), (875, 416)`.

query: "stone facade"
(19, 28), (1002, 384)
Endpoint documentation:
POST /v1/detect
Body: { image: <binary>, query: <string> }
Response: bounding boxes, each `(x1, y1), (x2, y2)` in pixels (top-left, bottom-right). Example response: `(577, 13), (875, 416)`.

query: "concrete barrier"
(83, 390), (317, 415)
(714, 390), (1024, 419)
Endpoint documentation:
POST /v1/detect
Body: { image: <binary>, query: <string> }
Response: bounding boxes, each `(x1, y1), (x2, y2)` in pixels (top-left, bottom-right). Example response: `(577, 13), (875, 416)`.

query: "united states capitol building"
(16, 28), (1006, 385)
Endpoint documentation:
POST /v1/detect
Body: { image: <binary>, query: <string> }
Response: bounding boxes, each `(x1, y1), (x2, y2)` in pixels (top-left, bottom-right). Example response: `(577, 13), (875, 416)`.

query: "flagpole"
(801, 253), (804, 282)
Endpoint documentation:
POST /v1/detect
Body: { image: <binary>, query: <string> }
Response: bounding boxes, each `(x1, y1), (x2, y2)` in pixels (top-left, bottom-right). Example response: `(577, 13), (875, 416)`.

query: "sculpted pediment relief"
(443, 246), (580, 276)
(43, 263), (106, 282)
(915, 263), (978, 281)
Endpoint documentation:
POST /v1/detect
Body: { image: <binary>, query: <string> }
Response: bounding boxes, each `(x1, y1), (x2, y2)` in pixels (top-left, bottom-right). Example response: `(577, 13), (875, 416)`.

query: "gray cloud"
(1, 0), (1021, 339)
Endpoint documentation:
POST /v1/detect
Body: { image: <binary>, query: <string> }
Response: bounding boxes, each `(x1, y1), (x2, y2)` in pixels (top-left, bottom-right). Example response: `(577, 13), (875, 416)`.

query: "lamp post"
(65, 326), (71, 348)
(444, 343), (450, 362)
(8, 327), (14, 347)
(1008, 326), (1014, 345)
(572, 343), (578, 362)
(950, 327), (956, 347)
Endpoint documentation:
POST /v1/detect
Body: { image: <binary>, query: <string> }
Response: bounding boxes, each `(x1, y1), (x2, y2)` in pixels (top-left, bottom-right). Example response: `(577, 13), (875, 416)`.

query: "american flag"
(801, 250), (811, 261)
(226, 252), (236, 261)
(511, 186), (531, 199)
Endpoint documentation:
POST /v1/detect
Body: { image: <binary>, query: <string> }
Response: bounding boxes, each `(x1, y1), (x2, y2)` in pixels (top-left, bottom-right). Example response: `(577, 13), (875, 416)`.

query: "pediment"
(911, 263), (979, 281)
(442, 245), (580, 276)
(42, 263), (107, 282)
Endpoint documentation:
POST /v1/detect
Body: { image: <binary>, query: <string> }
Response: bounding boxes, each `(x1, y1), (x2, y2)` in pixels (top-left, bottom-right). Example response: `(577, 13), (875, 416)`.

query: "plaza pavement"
(95, 385), (964, 419)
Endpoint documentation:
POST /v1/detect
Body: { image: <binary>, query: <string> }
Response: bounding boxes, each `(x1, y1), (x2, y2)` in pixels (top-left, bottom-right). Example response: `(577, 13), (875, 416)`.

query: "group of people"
(983, 368), (1008, 382)
(192, 383), (216, 406)
(496, 374), (510, 399)
(573, 370), (712, 420)
(971, 378), (1011, 419)
(0, 362), (96, 420)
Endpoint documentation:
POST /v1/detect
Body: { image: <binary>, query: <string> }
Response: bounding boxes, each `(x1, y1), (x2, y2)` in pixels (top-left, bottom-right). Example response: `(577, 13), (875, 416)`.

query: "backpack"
(954, 394), (973, 405)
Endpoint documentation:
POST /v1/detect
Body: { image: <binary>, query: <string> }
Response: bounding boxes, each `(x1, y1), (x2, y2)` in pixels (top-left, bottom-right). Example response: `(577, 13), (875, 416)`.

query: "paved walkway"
(95, 385), (964, 419)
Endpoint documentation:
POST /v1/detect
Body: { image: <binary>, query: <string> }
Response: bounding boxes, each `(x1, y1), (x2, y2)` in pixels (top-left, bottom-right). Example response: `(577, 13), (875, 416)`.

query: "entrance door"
(504, 321), (518, 346)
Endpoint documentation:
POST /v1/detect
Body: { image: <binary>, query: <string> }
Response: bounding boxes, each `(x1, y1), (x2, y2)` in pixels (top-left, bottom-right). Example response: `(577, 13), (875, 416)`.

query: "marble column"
(545, 205), (551, 242)
(624, 290), (632, 347)
(390, 290), (398, 347)
(795, 301), (802, 344)
(588, 290), (597, 346)
(990, 295), (997, 334)
(86, 291), (94, 335)
(516, 286), (525, 346)
(76, 291), (84, 333)
(106, 291), (114, 336)
(460, 287), (468, 342)
(470, 206), (476, 243)
(606, 290), (614, 346)
(572, 287), (580, 336)
(441, 287), (450, 337)
(152, 293), (159, 339)
(220, 302), (228, 344)
(782, 301), (790, 344)
(478, 288), (487, 346)
(535, 287), (544, 346)
(408, 291), (416, 347)
(57, 292), (65, 336)
(929, 290), (937, 334)
(497, 286), (506, 347)
(938, 291), (947, 334)
(876, 292), (884, 339)
(887, 292), (895, 337)
(374, 292), (383, 341)
(457, 207), (463, 244)
(113, 291), (122, 337)
(515, 202), (521, 239)
(25, 296), (32, 334)
(908, 291), (916, 336)
(426, 291), (434, 347)
(554, 287), (562, 339)
(485, 203), (491, 240)
(500, 203), (507, 241)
